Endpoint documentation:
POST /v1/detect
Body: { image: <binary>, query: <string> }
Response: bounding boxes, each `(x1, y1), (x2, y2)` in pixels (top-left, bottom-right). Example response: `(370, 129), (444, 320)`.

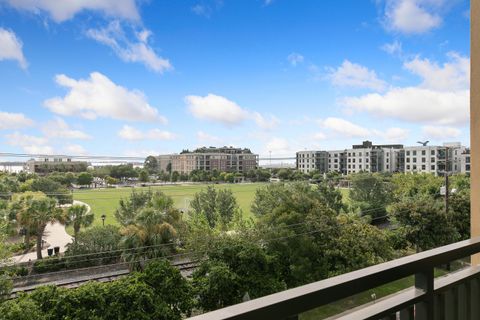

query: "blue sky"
(0, 0), (470, 161)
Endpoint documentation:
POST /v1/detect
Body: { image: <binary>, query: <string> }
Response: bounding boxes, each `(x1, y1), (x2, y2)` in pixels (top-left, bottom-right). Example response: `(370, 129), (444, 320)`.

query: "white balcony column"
(472, 0), (480, 264)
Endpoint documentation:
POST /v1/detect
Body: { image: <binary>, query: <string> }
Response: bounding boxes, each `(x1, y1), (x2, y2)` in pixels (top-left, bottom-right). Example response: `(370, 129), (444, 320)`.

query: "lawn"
(72, 183), (267, 227)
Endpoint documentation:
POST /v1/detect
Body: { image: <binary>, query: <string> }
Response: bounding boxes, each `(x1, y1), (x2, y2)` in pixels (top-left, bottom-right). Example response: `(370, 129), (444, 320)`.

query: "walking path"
(10, 200), (91, 264)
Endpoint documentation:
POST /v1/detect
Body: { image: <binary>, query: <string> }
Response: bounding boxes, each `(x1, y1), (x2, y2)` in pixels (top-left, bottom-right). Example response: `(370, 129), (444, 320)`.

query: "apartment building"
(25, 157), (89, 174)
(171, 147), (258, 174)
(155, 155), (173, 172)
(296, 151), (328, 174)
(296, 141), (468, 176)
(404, 142), (466, 175)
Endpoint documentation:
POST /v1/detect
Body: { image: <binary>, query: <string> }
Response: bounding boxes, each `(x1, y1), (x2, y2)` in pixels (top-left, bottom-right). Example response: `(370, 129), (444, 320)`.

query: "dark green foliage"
(77, 172), (93, 186)
(144, 156), (159, 174)
(192, 237), (285, 311)
(349, 173), (393, 218)
(33, 257), (66, 273)
(1, 261), (193, 320)
(390, 196), (458, 251)
(190, 186), (241, 228)
(449, 190), (470, 240)
(64, 226), (122, 268)
(315, 181), (346, 214)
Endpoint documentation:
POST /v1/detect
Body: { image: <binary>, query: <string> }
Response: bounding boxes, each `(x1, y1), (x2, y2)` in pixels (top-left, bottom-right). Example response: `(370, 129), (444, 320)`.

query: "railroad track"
(10, 260), (200, 297)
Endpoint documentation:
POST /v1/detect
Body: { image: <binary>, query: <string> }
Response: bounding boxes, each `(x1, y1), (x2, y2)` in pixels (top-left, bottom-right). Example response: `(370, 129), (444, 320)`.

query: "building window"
(422, 165), (426, 170)
(431, 150), (435, 155)
(431, 165), (435, 170)
(422, 150), (426, 155)
(406, 151), (410, 156)
(407, 165), (410, 170)
(413, 158), (417, 163)
(422, 158), (426, 163)
(413, 151), (417, 156)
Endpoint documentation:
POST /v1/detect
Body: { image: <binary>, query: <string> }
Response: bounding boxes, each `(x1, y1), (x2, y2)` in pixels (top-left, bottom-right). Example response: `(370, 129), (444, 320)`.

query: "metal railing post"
(415, 268), (435, 320)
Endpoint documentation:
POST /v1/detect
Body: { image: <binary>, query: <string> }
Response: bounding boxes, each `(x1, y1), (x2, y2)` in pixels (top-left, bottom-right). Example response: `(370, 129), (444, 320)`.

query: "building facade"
(296, 141), (468, 176)
(25, 157), (89, 174)
(171, 147), (258, 174)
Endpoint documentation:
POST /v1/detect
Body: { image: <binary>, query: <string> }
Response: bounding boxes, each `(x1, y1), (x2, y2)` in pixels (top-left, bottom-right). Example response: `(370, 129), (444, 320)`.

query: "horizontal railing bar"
(336, 288), (424, 320)
(188, 237), (480, 320)
(434, 266), (480, 293)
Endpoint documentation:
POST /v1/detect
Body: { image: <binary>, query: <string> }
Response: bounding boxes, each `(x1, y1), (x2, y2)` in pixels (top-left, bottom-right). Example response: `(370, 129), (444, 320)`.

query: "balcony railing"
(188, 237), (480, 320)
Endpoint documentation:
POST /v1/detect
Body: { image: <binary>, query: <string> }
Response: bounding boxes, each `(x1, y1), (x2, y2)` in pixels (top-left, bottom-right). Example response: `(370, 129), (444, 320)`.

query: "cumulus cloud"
(422, 125), (461, 139)
(4, 132), (53, 154)
(64, 144), (87, 155)
(319, 117), (371, 138)
(86, 21), (172, 73)
(118, 125), (176, 141)
(44, 72), (167, 123)
(186, 94), (250, 126)
(327, 60), (386, 91)
(252, 112), (280, 130)
(264, 137), (291, 156)
(381, 40), (403, 57)
(186, 93), (279, 129)
(403, 52), (469, 91)
(3, 0), (140, 22)
(0, 111), (33, 129)
(287, 53), (304, 66)
(384, 0), (443, 34)
(374, 127), (410, 142)
(42, 117), (91, 139)
(341, 52), (469, 126)
(0, 28), (27, 69)
(197, 131), (222, 144)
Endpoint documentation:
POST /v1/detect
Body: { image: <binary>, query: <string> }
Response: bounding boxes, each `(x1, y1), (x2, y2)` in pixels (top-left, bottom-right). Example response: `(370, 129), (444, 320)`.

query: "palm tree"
(27, 197), (64, 259)
(66, 204), (94, 239)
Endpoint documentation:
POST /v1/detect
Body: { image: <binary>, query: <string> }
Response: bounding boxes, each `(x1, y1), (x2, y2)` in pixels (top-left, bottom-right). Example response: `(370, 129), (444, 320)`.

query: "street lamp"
(101, 214), (106, 226)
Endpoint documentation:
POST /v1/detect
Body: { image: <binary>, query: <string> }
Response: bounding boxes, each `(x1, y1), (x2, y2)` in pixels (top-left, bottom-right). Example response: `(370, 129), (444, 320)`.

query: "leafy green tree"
(30, 177), (72, 204)
(349, 173), (393, 218)
(171, 171), (179, 182)
(118, 191), (183, 266)
(110, 164), (138, 179)
(23, 196), (65, 259)
(390, 196), (458, 251)
(144, 156), (159, 174)
(449, 190), (470, 240)
(391, 173), (443, 200)
(0, 298), (45, 320)
(115, 190), (155, 226)
(316, 181), (346, 214)
(76, 172), (93, 186)
(65, 204), (94, 239)
(65, 225), (121, 268)
(0, 222), (12, 301)
(105, 175), (118, 186)
(192, 236), (285, 311)
(190, 186), (241, 228)
(139, 169), (149, 183)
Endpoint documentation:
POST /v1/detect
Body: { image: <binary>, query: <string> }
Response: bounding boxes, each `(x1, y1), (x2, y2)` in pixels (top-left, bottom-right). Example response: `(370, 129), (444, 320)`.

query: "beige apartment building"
(171, 147), (258, 174)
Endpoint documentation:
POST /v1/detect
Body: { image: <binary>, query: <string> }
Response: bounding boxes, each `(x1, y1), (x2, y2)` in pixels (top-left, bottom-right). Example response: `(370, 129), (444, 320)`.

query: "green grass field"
(72, 183), (267, 227)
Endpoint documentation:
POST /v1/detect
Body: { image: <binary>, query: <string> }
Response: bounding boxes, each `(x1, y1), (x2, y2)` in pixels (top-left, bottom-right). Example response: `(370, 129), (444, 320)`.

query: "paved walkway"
(10, 200), (91, 263)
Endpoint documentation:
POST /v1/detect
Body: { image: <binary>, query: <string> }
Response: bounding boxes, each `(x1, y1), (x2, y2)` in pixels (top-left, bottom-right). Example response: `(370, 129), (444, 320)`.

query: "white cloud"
(313, 132), (327, 140)
(403, 52), (469, 91)
(44, 72), (167, 123)
(118, 125), (176, 141)
(191, 4), (212, 17)
(197, 131), (222, 144)
(186, 93), (279, 129)
(0, 111), (33, 129)
(4, 0), (140, 22)
(186, 94), (250, 126)
(265, 137), (291, 156)
(381, 40), (403, 57)
(384, 0), (443, 34)
(252, 112), (280, 130)
(375, 127), (410, 142)
(287, 53), (304, 66)
(64, 144), (87, 155)
(422, 125), (461, 139)
(86, 21), (172, 73)
(341, 53), (469, 126)
(124, 149), (160, 157)
(328, 60), (386, 91)
(42, 117), (91, 139)
(0, 28), (27, 69)
(4, 132), (53, 154)
(342, 88), (468, 126)
(320, 117), (371, 138)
